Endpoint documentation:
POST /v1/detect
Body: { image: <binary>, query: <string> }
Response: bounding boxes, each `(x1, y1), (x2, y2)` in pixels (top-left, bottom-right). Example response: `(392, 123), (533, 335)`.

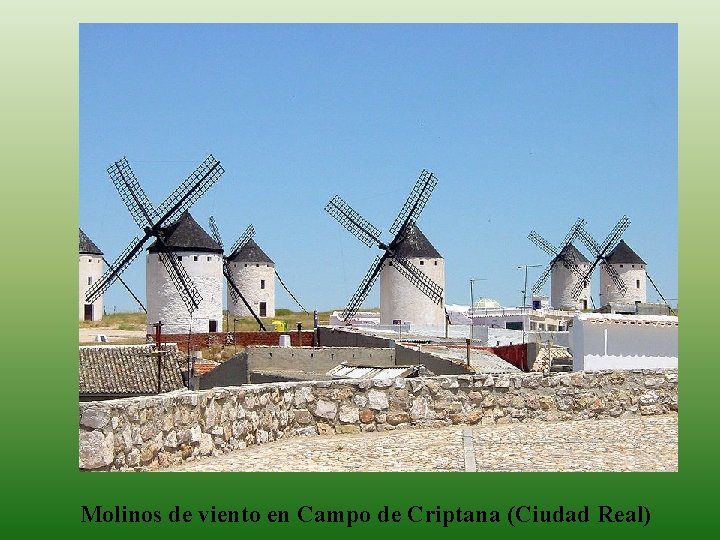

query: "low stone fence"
(79, 369), (677, 471)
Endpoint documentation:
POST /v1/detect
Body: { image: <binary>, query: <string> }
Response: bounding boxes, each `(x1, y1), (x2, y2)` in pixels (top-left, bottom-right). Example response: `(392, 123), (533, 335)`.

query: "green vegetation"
(79, 311), (146, 331)
(222, 309), (335, 332)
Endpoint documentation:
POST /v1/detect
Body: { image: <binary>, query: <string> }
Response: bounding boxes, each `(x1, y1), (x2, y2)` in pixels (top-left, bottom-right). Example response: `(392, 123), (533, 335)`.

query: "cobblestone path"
(157, 414), (677, 473)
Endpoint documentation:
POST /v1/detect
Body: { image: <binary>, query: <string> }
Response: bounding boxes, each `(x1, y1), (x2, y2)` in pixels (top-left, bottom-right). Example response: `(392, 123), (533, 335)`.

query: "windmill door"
(259, 302), (267, 317)
(83, 304), (93, 321)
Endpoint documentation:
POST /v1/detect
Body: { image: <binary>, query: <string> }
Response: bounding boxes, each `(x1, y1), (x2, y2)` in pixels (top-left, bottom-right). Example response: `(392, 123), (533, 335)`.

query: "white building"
(551, 243), (591, 311)
(569, 313), (677, 371)
(379, 223), (445, 327)
(599, 240), (647, 306)
(227, 238), (276, 319)
(146, 211), (223, 334)
(79, 228), (104, 321)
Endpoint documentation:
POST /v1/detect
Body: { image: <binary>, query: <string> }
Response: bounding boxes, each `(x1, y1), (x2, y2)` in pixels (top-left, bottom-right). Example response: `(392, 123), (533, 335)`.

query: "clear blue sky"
(80, 23), (677, 313)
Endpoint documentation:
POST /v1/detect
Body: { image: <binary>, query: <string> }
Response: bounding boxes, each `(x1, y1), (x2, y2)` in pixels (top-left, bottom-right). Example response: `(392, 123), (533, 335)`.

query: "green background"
(1, 1), (707, 538)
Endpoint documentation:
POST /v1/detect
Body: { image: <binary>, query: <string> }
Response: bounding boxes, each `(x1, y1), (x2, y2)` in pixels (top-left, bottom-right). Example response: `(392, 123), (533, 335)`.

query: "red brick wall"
(152, 331), (315, 351)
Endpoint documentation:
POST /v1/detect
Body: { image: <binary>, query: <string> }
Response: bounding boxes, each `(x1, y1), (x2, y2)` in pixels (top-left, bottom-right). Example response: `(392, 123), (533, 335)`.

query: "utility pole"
(517, 264), (541, 308)
(469, 278), (486, 341)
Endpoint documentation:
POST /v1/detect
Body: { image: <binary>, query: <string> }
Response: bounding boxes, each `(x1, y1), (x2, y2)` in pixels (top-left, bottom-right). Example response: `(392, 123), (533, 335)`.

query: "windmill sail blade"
(157, 250), (203, 314)
(570, 267), (594, 300)
(86, 235), (147, 303)
(325, 195), (382, 248)
(229, 224), (256, 257)
(576, 225), (602, 257)
(531, 265), (553, 295)
(342, 254), (387, 321)
(153, 155), (225, 227)
(598, 215), (631, 255)
(560, 218), (586, 250)
(604, 262), (628, 296)
(107, 157), (156, 229)
(224, 269), (267, 331)
(102, 257), (147, 312)
(528, 231), (559, 258)
(208, 216), (224, 251)
(392, 256), (444, 305)
(389, 170), (438, 236)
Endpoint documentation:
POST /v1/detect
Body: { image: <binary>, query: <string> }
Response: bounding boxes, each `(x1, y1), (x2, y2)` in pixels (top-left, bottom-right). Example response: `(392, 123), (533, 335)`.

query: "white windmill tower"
(599, 239), (647, 305)
(146, 211), (224, 334)
(379, 223), (445, 326)
(550, 244), (592, 310)
(227, 237), (276, 319)
(529, 219), (592, 311)
(325, 169), (444, 328)
(79, 228), (104, 321)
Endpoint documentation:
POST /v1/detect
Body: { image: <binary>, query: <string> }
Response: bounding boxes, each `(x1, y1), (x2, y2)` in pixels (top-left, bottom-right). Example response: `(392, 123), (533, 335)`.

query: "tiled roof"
(552, 243), (589, 266)
(148, 211), (223, 254)
(79, 343), (185, 396)
(228, 238), (274, 264)
(604, 240), (646, 265)
(393, 222), (442, 259)
(79, 228), (103, 255)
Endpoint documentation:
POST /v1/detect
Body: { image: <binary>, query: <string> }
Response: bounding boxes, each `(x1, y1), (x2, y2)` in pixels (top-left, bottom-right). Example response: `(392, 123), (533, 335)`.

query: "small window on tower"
(88, 276), (92, 285)
(619, 264), (623, 268)
(207, 256), (211, 262)
(261, 279), (265, 289)
(177, 256), (182, 262)
(244, 264), (248, 267)
(636, 280), (640, 288)
(193, 256), (198, 261)
(256, 264), (259, 267)
(434, 261), (438, 266)
(88, 258), (92, 263)
(419, 260), (424, 265)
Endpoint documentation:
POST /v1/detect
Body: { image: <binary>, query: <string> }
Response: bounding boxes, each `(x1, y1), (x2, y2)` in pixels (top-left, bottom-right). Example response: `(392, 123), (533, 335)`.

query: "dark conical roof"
(228, 238), (274, 264)
(147, 211), (223, 253)
(604, 239), (646, 265)
(79, 228), (103, 255)
(393, 222), (442, 259)
(552, 243), (589, 266)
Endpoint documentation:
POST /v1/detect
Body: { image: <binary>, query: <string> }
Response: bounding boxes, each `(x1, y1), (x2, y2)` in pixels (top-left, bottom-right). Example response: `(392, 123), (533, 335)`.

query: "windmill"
(325, 169), (444, 325)
(528, 218), (592, 310)
(208, 217), (267, 331)
(574, 215), (631, 307)
(85, 155), (225, 326)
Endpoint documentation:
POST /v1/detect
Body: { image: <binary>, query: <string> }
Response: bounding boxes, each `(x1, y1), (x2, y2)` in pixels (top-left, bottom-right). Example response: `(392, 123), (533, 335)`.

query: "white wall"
(228, 261), (275, 319)
(380, 257), (445, 326)
(570, 315), (677, 371)
(146, 251), (223, 334)
(79, 254), (103, 321)
(600, 263), (647, 305)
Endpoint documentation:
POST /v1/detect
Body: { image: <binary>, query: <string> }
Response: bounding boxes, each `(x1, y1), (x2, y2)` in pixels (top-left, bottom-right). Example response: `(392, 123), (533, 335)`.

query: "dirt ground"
(79, 327), (147, 344)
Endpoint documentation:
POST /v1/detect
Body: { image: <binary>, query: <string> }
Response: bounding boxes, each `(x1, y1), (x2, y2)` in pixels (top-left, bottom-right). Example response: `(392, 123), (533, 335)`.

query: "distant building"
(569, 313), (677, 371)
(599, 240), (647, 306)
(227, 238), (276, 319)
(146, 211), (223, 334)
(79, 228), (104, 321)
(380, 223), (445, 327)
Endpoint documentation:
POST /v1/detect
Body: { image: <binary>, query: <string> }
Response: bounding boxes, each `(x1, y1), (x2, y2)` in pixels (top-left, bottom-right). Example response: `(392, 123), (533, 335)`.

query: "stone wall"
(79, 368), (677, 471)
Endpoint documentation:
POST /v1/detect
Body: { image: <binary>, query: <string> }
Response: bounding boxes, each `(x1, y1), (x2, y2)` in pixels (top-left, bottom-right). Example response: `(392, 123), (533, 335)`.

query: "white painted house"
(569, 313), (678, 371)
(227, 238), (275, 319)
(599, 240), (647, 306)
(551, 243), (591, 311)
(380, 223), (445, 327)
(146, 211), (223, 334)
(79, 228), (104, 321)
